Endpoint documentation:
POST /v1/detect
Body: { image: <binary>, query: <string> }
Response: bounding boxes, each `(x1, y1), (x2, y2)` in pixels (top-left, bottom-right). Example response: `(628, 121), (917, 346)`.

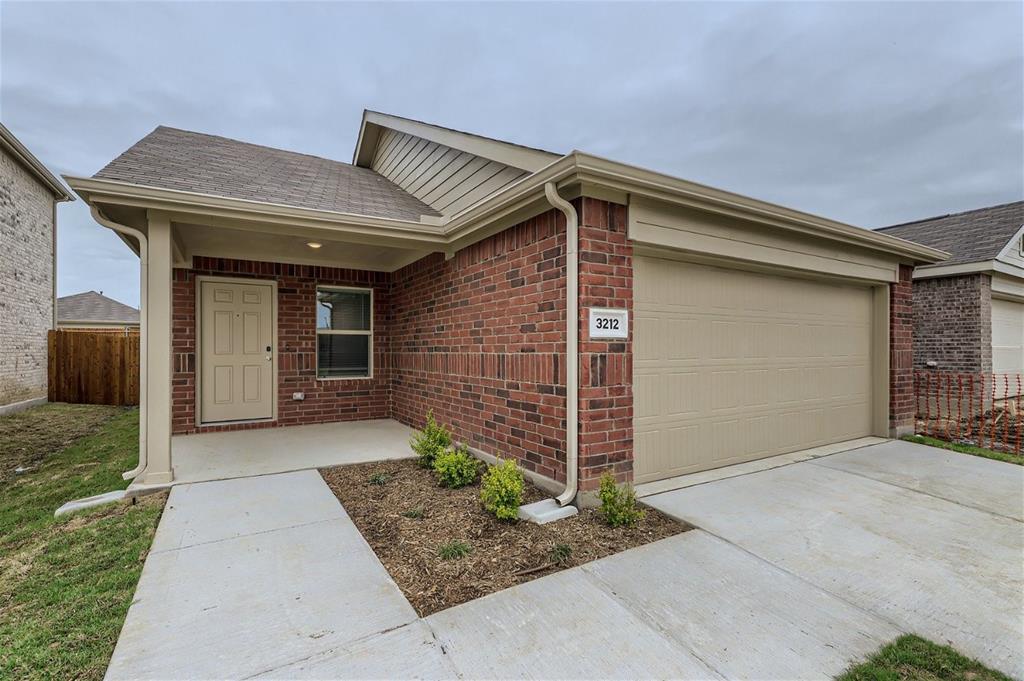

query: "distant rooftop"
(58, 291), (139, 325)
(877, 201), (1024, 266)
(94, 126), (440, 222)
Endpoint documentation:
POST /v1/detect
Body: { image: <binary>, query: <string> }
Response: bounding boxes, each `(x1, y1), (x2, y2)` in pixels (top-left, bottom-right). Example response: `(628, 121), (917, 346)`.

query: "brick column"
(889, 264), (915, 437)
(575, 198), (633, 493)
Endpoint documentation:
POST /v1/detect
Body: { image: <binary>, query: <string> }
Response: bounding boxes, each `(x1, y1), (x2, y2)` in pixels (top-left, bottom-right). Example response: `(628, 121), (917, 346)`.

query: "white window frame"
(315, 285), (373, 380)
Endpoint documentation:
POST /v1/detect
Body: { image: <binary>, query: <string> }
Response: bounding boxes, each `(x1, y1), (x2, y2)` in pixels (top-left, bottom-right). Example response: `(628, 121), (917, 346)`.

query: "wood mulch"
(320, 458), (690, 616)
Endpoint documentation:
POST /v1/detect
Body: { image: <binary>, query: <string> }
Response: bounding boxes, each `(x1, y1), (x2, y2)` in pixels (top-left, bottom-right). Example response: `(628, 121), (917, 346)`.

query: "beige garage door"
(992, 298), (1024, 375)
(633, 256), (874, 484)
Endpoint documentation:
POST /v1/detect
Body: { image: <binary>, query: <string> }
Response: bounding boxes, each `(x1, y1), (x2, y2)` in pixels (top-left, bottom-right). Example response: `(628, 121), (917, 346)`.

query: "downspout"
(544, 183), (579, 507)
(90, 206), (148, 481)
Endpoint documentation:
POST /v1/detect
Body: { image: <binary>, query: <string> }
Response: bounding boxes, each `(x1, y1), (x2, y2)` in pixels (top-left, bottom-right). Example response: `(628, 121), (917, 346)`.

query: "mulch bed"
(320, 459), (690, 616)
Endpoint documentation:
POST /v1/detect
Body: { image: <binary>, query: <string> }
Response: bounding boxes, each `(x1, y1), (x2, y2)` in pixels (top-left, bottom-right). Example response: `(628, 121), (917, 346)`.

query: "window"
(316, 287), (372, 378)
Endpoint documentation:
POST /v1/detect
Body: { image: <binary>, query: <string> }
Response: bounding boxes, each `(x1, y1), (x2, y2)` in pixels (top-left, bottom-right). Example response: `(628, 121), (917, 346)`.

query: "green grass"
(0, 406), (164, 681)
(902, 434), (1024, 466)
(838, 634), (1012, 681)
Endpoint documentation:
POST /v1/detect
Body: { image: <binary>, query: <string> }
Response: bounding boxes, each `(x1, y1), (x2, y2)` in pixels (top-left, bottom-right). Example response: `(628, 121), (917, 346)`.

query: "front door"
(200, 279), (274, 423)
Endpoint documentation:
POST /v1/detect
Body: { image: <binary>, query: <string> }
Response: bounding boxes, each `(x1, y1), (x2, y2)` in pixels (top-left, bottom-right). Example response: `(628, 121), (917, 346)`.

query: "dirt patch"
(0, 404), (124, 483)
(321, 459), (689, 616)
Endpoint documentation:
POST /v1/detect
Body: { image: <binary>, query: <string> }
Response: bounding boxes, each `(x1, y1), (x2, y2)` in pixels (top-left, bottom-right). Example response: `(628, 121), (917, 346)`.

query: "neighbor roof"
(58, 291), (139, 325)
(0, 122), (73, 201)
(877, 201), (1024, 267)
(94, 126), (440, 221)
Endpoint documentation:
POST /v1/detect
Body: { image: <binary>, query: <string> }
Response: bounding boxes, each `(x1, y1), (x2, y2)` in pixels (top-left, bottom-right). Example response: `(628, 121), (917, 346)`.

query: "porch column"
(139, 210), (174, 484)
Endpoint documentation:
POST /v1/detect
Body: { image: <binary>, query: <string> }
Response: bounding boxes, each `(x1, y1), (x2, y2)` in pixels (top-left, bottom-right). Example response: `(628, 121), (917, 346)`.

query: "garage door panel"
(634, 257), (875, 484)
(992, 299), (1024, 375)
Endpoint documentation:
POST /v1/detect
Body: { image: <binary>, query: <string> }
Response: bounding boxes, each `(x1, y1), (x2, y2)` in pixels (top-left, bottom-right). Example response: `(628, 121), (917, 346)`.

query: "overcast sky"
(2, 1), (1021, 307)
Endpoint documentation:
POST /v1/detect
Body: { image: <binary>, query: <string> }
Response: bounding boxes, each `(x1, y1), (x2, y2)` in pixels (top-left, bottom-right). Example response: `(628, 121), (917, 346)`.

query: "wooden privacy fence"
(48, 330), (140, 405)
(914, 370), (1023, 453)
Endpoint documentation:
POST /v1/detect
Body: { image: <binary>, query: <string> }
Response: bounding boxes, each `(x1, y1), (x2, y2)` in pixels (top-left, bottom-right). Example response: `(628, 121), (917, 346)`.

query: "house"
(57, 290), (140, 331)
(0, 122), (73, 413)
(878, 201), (1024, 376)
(64, 111), (945, 499)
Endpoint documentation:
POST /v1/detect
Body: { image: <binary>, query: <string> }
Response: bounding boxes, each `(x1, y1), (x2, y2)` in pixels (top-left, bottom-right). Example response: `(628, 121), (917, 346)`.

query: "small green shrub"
(368, 472), (390, 486)
(480, 458), (524, 521)
(410, 410), (452, 468)
(438, 540), (472, 560)
(598, 472), (645, 528)
(402, 507), (424, 519)
(549, 543), (573, 565)
(433, 445), (479, 488)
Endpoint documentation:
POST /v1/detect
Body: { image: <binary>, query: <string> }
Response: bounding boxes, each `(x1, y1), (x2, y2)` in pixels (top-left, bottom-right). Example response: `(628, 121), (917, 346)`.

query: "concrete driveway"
(107, 440), (1023, 680)
(645, 439), (1024, 679)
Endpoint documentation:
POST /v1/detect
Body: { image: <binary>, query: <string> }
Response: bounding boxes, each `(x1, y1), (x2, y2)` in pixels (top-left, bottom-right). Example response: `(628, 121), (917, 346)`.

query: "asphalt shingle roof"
(877, 201), (1024, 266)
(94, 126), (440, 221)
(58, 291), (139, 325)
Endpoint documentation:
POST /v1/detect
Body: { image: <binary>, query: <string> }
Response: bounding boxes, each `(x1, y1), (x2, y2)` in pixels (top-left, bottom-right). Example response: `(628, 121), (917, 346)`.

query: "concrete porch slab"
(634, 436), (887, 498)
(172, 418), (416, 484)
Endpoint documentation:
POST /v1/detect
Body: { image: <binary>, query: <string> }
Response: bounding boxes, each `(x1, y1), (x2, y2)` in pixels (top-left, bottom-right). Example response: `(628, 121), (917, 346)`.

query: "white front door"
(200, 279), (275, 423)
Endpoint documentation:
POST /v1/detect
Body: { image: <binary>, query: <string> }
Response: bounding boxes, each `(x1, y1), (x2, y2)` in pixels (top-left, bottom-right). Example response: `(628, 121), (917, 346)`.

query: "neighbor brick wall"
(0, 146), (54, 406)
(171, 257), (390, 434)
(889, 264), (915, 436)
(389, 210), (569, 482)
(575, 198), (633, 491)
(911, 274), (992, 374)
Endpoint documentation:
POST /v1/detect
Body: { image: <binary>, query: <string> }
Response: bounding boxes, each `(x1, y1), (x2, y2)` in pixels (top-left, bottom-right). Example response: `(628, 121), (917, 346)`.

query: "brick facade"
(911, 274), (992, 374)
(171, 257), (390, 434)
(169, 200), (635, 487)
(389, 209), (569, 482)
(889, 264), (915, 436)
(0, 146), (54, 406)
(575, 199), (633, 491)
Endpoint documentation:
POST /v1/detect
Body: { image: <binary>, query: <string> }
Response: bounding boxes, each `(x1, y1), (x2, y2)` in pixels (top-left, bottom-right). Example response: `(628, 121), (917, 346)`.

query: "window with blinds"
(316, 287), (372, 378)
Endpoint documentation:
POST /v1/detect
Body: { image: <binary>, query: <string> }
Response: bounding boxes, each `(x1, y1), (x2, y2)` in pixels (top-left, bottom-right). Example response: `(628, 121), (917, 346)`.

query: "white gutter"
(544, 183), (579, 507)
(90, 206), (148, 481)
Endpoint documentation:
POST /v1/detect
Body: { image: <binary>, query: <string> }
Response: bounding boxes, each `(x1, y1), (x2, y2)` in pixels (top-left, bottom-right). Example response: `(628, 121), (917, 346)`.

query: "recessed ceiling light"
(306, 242), (322, 249)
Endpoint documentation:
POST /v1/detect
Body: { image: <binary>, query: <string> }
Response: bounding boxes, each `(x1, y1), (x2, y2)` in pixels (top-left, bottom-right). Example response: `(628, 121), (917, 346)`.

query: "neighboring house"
(0, 122), (73, 412)
(65, 111), (944, 495)
(878, 201), (1024, 375)
(57, 290), (140, 331)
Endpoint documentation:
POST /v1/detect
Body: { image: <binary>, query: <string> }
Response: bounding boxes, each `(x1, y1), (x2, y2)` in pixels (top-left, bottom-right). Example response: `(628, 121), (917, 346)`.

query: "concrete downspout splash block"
(518, 498), (578, 524)
(54, 490), (126, 517)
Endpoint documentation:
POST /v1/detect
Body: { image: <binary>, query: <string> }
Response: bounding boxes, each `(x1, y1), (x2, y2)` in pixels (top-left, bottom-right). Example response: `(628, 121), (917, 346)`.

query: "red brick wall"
(171, 257), (390, 434)
(576, 199), (633, 490)
(911, 274), (992, 374)
(389, 210), (569, 482)
(889, 263), (915, 436)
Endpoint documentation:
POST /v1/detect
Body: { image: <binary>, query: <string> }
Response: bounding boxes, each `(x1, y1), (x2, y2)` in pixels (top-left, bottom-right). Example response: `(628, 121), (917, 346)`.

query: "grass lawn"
(839, 634), (1012, 681)
(0, 405), (165, 681)
(902, 434), (1024, 466)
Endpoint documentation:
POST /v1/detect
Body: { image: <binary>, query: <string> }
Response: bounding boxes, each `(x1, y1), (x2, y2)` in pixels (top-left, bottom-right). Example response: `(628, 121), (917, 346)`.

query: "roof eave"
(442, 151), (949, 264)
(0, 123), (74, 201)
(64, 175), (448, 246)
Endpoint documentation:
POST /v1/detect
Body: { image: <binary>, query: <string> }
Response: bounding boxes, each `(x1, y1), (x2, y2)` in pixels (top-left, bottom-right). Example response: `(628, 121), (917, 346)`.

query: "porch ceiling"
(175, 221), (431, 271)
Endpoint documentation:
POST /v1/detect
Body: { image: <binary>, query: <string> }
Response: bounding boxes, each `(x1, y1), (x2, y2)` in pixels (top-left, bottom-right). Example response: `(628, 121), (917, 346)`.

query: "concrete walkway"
(108, 440), (1023, 679)
(645, 439), (1024, 679)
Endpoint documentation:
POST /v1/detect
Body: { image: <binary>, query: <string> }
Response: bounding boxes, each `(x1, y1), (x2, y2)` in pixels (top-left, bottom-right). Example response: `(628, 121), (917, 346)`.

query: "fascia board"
(64, 176), (447, 247)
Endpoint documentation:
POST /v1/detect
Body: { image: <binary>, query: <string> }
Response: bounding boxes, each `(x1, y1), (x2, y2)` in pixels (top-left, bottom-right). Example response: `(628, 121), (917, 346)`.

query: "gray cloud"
(2, 1), (1020, 306)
